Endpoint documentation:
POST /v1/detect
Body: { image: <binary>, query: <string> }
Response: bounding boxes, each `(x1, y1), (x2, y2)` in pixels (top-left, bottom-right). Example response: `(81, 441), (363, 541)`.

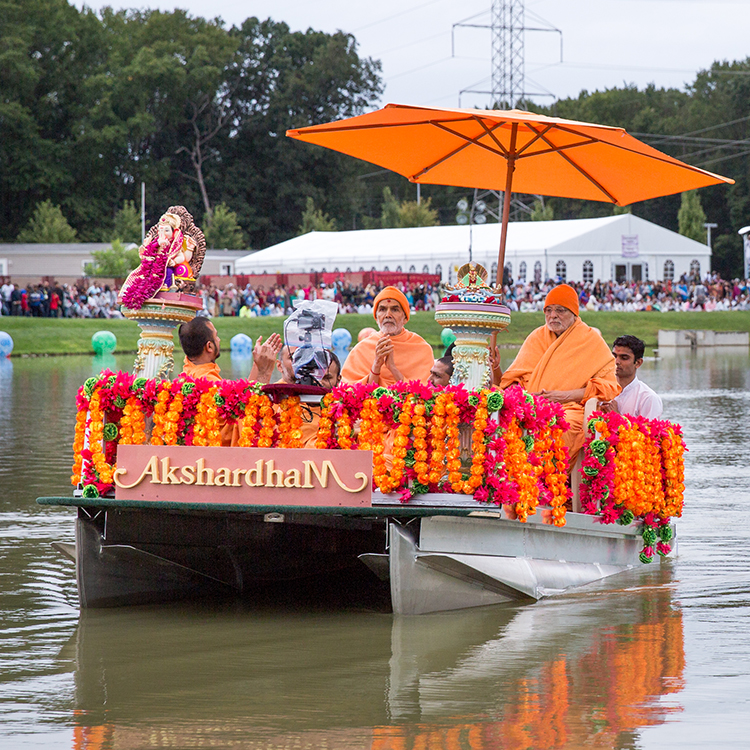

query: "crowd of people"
(506, 274), (750, 312)
(0, 281), (123, 318)
(2, 273), (750, 318)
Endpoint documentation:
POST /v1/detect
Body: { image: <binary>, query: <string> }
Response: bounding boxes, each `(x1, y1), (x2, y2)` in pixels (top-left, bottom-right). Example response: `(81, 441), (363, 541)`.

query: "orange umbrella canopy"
(288, 104), (733, 286)
(287, 104), (732, 205)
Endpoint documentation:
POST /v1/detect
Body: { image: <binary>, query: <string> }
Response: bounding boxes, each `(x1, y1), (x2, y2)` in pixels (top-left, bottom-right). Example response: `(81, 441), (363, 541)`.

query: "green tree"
(84, 239), (140, 277)
(613, 204), (632, 215)
(379, 187), (402, 228)
(219, 18), (383, 247)
(530, 197), (554, 221)
(16, 200), (78, 242)
(678, 191), (707, 243)
(397, 197), (439, 227)
(204, 202), (247, 247)
(298, 197), (337, 234)
(364, 187), (439, 228)
(113, 200), (142, 243)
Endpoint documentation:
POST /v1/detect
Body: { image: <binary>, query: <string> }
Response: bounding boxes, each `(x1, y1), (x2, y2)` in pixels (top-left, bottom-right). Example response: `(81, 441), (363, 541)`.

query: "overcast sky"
(74, 0), (750, 112)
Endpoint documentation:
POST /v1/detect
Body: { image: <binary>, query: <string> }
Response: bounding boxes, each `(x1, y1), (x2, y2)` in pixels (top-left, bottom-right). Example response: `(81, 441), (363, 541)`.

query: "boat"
(38, 359), (683, 615)
(37, 213), (684, 615)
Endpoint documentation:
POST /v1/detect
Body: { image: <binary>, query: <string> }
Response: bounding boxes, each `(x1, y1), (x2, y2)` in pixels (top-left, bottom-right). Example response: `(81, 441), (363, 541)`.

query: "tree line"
(3, 0), (750, 277)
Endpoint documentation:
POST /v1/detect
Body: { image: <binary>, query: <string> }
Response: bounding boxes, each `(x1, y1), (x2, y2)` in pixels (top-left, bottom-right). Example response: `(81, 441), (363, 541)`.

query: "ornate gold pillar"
(122, 292), (203, 380)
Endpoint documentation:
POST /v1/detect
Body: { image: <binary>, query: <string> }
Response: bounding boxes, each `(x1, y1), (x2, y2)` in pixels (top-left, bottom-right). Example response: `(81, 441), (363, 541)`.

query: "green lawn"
(2, 310), (749, 356)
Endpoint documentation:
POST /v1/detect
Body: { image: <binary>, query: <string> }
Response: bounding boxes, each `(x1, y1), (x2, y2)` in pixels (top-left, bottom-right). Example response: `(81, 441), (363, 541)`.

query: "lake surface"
(1, 348), (749, 749)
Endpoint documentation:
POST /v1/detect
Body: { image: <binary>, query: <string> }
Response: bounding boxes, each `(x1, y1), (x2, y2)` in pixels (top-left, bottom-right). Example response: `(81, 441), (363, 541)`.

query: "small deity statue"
(442, 262), (503, 304)
(456, 262), (489, 289)
(119, 206), (206, 310)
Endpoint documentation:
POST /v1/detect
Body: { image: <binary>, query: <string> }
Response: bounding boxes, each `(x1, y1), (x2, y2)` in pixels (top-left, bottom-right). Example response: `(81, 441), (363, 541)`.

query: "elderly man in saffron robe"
(499, 284), (620, 464)
(341, 286), (434, 386)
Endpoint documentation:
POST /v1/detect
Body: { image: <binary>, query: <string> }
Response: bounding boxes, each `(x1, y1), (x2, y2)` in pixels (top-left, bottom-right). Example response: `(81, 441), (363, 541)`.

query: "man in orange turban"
(341, 286), (433, 386)
(499, 284), (620, 464)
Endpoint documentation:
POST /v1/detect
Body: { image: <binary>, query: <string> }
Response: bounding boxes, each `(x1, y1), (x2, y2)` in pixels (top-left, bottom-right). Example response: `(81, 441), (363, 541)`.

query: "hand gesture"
(372, 333), (394, 374)
(251, 333), (283, 384)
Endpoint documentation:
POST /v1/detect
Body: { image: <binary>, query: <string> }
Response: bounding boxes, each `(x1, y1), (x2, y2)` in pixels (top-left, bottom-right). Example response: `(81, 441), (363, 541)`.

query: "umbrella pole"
(496, 123), (518, 288)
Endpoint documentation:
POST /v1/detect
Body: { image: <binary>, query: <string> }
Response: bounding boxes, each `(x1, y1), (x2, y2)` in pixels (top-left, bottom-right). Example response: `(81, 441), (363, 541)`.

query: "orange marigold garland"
(193, 386), (222, 446)
(278, 395), (303, 449)
(257, 393), (275, 448)
(580, 412), (686, 562)
(71, 409), (87, 486)
(150, 382), (172, 445)
(118, 396), (148, 446)
(315, 393), (336, 449)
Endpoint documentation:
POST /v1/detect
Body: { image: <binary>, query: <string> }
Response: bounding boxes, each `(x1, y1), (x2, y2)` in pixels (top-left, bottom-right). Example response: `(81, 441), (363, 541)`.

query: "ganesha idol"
(119, 206), (206, 312)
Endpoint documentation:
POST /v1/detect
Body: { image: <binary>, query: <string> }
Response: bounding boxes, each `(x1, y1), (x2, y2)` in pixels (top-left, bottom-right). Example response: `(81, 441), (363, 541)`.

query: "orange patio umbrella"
(287, 104), (733, 286)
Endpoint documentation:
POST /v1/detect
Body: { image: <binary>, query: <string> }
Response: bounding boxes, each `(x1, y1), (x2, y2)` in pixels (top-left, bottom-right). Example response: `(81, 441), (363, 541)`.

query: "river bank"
(1, 310), (749, 356)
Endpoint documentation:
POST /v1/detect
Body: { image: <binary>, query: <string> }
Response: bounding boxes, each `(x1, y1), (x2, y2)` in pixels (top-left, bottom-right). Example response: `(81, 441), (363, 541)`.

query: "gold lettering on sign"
(195, 458), (215, 486)
(180, 465), (196, 485)
(245, 459), (264, 487)
(114, 455), (161, 489)
(264, 460), (285, 489)
(161, 457), (182, 485)
(114, 452), (370, 495)
(303, 460), (368, 494)
(214, 467), (232, 487)
(283, 468), (303, 488)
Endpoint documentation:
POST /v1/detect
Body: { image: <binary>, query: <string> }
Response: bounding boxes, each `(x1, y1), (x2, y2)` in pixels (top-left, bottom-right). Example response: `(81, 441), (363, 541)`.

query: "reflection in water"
(91, 353), (118, 375)
(67, 568), (684, 750)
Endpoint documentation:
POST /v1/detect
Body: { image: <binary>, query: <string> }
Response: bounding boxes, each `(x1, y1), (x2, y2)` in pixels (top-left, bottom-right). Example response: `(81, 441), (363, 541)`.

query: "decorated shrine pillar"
(434, 263), (511, 390)
(122, 292), (203, 380)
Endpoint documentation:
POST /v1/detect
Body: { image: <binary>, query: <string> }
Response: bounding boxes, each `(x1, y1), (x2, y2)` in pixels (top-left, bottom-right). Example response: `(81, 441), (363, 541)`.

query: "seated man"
(178, 317), (281, 446)
(499, 284), (620, 464)
(429, 356), (453, 387)
(341, 286), (433, 386)
(599, 335), (663, 419)
(178, 317), (281, 384)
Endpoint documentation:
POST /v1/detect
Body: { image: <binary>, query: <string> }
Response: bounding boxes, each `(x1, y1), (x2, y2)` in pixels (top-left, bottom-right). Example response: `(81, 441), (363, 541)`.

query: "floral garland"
(70, 372), (686, 549)
(316, 381), (571, 520)
(278, 395), (303, 449)
(580, 412), (686, 562)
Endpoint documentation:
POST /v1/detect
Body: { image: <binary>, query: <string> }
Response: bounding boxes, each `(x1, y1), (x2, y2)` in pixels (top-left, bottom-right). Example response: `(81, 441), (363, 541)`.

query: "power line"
(352, 0), (447, 33)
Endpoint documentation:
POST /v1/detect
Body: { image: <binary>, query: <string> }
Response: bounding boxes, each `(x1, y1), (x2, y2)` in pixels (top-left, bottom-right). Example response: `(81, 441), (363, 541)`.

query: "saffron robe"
(341, 329), (434, 386)
(499, 318), (620, 463)
(180, 357), (233, 446)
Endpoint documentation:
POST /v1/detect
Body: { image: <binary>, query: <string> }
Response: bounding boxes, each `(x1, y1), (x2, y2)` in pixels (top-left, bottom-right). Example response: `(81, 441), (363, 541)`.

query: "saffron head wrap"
(544, 284), (579, 315)
(373, 286), (410, 321)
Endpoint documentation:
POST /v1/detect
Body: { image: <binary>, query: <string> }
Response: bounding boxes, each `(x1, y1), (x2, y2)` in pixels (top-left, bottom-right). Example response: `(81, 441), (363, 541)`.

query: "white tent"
(235, 214), (711, 284)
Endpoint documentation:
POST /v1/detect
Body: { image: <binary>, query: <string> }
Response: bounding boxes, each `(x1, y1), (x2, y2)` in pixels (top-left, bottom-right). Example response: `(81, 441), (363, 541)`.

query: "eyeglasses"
(544, 305), (573, 316)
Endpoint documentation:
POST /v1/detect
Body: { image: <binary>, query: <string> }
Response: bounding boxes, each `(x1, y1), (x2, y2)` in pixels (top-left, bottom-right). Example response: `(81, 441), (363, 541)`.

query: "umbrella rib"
(473, 118), (511, 158)
(525, 124), (618, 203)
(410, 121), (508, 179)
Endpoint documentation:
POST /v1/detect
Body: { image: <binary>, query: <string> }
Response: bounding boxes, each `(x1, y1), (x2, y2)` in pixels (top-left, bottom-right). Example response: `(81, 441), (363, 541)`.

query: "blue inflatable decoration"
(332, 327), (352, 365)
(91, 330), (117, 355)
(331, 328), (352, 351)
(440, 328), (456, 347)
(230, 333), (253, 358)
(0, 331), (13, 358)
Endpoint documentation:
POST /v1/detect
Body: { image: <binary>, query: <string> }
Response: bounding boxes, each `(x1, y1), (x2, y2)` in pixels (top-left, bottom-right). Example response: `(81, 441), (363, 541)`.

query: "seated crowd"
(4, 272), (749, 317)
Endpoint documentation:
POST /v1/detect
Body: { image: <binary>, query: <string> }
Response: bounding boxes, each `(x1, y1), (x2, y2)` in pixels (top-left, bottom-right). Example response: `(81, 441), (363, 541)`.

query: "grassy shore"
(2, 310), (749, 356)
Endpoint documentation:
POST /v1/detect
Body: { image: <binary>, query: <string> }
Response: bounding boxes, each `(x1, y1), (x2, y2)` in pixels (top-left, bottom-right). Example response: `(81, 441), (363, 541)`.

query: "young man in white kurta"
(599, 335), (663, 419)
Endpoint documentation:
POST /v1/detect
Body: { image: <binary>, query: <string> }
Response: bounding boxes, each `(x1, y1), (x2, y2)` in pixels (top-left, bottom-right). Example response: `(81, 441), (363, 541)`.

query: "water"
(1, 349), (749, 749)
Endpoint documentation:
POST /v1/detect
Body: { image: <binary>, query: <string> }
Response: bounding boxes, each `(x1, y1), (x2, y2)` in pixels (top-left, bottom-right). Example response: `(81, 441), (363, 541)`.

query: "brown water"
(1, 348), (749, 749)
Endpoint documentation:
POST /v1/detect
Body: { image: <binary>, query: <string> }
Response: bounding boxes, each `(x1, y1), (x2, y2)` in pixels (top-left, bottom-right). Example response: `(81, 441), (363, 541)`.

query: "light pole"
(704, 222), (717, 249)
